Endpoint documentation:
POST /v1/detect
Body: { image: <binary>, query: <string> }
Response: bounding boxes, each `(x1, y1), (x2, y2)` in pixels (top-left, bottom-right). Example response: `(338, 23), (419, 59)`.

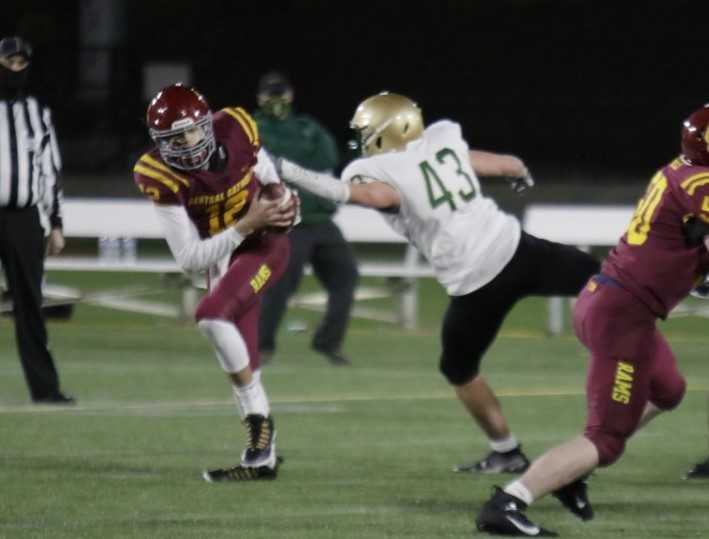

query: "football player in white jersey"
(276, 92), (599, 477)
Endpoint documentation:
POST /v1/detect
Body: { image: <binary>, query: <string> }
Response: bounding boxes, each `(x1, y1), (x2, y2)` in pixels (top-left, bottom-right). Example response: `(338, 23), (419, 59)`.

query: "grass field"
(2, 272), (709, 538)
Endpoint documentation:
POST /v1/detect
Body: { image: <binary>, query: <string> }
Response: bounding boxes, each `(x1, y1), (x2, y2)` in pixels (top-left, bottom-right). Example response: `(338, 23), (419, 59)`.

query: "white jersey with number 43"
(342, 120), (521, 296)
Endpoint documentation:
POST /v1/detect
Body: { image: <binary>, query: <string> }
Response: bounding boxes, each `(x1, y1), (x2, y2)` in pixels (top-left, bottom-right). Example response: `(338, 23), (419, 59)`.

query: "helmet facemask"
(350, 117), (399, 157)
(151, 113), (216, 170)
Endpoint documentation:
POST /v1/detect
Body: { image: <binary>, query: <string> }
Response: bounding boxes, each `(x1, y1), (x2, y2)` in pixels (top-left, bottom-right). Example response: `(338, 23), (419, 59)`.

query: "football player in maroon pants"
(133, 84), (297, 482)
(477, 104), (709, 536)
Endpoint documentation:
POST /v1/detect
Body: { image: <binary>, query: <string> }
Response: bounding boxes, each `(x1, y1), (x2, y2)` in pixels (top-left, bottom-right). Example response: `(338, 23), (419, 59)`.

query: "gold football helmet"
(350, 92), (424, 156)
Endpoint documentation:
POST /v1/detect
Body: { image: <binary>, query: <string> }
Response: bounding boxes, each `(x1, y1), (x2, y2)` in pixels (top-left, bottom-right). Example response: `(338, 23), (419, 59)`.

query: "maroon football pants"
(195, 233), (290, 370)
(573, 276), (686, 466)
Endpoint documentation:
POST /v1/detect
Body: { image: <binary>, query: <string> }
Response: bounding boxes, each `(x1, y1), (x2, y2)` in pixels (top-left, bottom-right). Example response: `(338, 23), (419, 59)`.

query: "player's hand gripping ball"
(259, 183), (300, 233)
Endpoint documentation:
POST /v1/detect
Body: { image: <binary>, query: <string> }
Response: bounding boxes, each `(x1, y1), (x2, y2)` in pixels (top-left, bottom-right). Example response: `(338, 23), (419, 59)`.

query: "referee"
(0, 36), (73, 404)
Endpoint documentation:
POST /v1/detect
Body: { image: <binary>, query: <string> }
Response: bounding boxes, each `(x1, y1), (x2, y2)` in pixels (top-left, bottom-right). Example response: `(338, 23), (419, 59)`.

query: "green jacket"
(254, 110), (339, 224)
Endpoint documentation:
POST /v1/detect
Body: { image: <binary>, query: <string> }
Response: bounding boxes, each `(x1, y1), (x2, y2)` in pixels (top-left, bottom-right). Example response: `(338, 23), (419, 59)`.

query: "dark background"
(3, 0), (709, 188)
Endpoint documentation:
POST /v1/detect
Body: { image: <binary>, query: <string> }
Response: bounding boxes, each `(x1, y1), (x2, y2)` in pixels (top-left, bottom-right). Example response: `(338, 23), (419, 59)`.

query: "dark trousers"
(439, 231), (601, 385)
(258, 221), (359, 354)
(0, 206), (61, 399)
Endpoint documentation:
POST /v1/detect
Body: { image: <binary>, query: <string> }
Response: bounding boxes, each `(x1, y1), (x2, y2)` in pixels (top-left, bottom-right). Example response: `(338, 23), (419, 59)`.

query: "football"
(259, 183), (297, 233)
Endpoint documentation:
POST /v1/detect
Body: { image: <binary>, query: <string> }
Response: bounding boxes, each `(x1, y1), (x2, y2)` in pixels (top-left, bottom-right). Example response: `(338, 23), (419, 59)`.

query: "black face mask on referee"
(0, 63), (29, 94)
(0, 37), (31, 99)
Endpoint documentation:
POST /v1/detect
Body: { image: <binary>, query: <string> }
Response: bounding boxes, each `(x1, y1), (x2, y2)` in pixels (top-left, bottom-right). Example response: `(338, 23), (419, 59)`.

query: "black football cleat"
(552, 476), (593, 521)
(32, 391), (76, 405)
(202, 458), (282, 483)
(685, 457), (709, 479)
(314, 347), (351, 366)
(455, 446), (530, 474)
(476, 487), (558, 537)
(241, 414), (277, 468)
(326, 352), (351, 366)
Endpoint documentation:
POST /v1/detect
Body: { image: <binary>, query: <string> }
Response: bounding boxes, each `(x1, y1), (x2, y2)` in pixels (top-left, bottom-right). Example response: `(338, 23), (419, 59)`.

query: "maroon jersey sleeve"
(690, 168), (709, 277)
(602, 158), (709, 316)
(675, 166), (709, 223)
(132, 151), (189, 205)
(216, 107), (260, 153)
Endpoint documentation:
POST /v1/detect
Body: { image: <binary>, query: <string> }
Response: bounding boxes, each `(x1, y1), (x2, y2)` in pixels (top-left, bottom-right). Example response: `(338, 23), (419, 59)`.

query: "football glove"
(682, 216), (709, 247)
(509, 172), (535, 194)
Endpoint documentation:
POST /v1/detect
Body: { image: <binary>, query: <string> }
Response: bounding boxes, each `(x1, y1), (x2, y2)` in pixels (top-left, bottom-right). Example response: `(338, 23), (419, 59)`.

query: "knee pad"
(197, 319), (250, 373)
(585, 429), (626, 466)
(652, 375), (686, 411)
(439, 352), (480, 386)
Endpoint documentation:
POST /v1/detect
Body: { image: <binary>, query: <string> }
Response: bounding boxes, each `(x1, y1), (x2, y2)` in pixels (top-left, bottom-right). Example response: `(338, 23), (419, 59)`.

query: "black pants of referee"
(258, 220), (359, 356)
(439, 231), (601, 385)
(0, 206), (62, 400)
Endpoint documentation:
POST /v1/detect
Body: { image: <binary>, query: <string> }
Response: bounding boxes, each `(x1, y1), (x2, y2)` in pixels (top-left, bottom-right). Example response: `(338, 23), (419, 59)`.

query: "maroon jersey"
(602, 157), (709, 317)
(133, 107), (261, 238)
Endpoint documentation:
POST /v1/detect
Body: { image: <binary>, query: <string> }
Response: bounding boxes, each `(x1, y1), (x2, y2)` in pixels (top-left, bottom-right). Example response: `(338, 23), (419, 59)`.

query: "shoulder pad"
(219, 107), (260, 146)
(679, 170), (709, 221)
(133, 152), (189, 204)
(341, 157), (369, 184)
(426, 119), (462, 137)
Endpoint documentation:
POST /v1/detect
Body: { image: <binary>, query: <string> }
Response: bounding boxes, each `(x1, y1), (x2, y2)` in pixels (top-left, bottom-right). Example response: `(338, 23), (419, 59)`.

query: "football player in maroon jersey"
(477, 104), (709, 536)
(134, 84), (297, 482)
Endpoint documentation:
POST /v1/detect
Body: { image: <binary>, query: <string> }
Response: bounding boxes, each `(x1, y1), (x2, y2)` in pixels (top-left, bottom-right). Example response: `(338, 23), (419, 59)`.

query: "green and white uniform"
(342, 120), (520, 296)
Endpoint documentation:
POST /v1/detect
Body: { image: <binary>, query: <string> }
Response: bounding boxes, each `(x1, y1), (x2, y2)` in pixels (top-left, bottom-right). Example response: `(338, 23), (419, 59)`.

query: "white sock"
(504, 480), (534, 505)
(233, 371), (270, 418)
(490, 434), (519, 453)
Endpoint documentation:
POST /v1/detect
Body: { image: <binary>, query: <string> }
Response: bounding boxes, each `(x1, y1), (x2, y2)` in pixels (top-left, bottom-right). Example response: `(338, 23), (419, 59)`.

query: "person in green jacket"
(255, 71), (358, 365)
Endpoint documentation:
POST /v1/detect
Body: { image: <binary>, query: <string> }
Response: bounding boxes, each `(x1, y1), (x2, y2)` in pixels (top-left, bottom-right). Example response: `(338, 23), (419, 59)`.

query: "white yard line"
(85, 296), (179, 317)
(2, 385), (709, 415)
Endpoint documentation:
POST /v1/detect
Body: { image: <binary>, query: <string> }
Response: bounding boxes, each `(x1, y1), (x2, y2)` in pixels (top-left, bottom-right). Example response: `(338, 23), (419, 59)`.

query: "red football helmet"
(146, 83), (216, 170)
(681, 104), (709, 166)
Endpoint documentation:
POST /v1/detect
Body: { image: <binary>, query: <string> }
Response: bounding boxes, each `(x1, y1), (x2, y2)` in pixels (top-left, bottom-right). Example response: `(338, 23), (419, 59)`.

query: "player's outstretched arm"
(469, 150), (534, 193)
(349, 182), (400, 209)
(278, 158), (400, 210)
(469, 150), (527, 177)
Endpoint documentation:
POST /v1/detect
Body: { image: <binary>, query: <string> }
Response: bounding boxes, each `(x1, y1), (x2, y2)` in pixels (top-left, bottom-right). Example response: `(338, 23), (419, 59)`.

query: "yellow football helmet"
(350, 92), (424, 156)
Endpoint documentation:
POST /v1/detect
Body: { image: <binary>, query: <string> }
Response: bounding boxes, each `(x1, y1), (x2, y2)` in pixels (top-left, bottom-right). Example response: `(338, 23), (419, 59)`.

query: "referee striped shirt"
(0, 95), (63, 228)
